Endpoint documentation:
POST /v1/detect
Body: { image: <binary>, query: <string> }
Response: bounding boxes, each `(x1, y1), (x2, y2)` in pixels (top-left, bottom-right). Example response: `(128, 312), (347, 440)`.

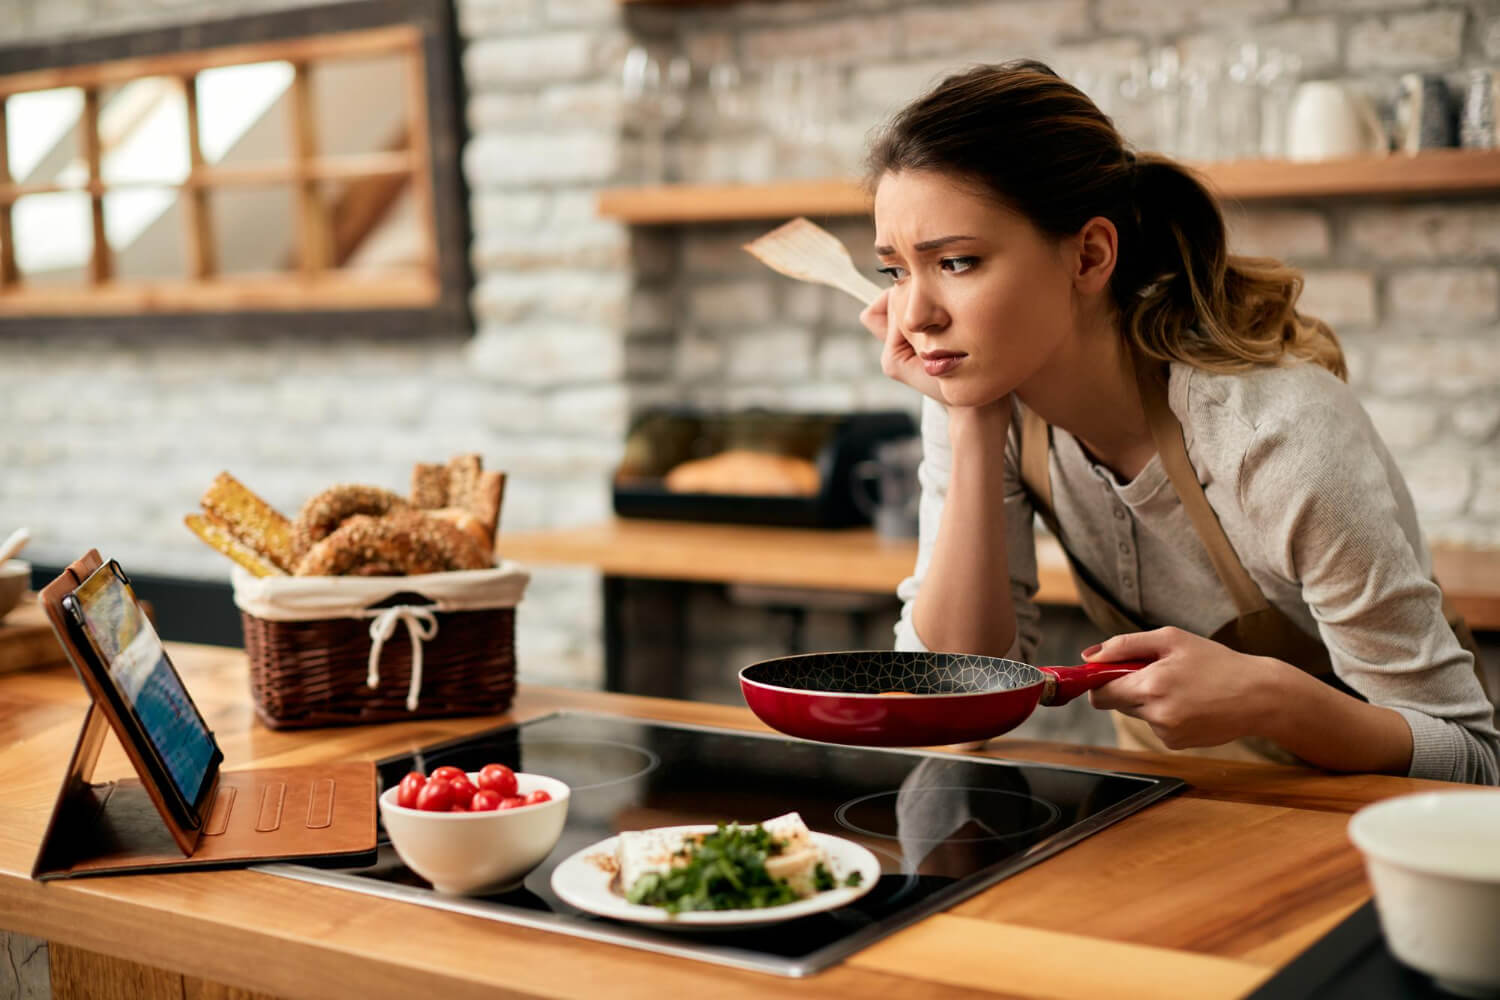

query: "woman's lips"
(920, 351), (967, 377)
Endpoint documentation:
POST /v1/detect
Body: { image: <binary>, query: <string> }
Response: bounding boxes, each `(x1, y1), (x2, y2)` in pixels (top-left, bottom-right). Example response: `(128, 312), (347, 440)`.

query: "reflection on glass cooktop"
(261, 711), (1186, 977)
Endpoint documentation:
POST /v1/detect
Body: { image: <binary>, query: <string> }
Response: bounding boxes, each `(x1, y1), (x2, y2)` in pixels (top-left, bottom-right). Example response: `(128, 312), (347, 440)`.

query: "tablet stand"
(32, 550), (378, 881)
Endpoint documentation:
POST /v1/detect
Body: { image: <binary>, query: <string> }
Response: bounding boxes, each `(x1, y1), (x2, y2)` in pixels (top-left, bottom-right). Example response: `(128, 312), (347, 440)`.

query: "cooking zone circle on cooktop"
(835, 787), (1063, 843)
(516, 739), (661, 792)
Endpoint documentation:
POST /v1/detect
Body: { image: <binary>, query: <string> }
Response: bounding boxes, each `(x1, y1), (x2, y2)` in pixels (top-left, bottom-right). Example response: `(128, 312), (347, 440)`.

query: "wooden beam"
(180, 73), (216, 280)
(0, 101), (18, 287)
(288, 61), (329, 276)
(327, 127), (410, 267)
(0, 154), (416, 203)
(0, 270), (438, 314)
(0, 25), (421, 98)
(401, 39), (438, 280)
(80, 86), (111, 284)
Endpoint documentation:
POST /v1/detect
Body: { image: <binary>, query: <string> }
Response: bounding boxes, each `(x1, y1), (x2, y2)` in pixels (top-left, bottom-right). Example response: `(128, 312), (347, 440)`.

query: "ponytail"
(1117, 155), (1346, 380)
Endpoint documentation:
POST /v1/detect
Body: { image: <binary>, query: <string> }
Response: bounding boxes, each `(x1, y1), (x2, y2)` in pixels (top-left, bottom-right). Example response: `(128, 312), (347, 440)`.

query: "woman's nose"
(900, 279), (948, 335)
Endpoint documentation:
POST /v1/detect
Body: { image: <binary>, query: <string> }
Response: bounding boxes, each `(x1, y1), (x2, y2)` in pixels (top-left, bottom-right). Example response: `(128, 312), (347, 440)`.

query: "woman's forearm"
(911, 403), (1017, 657)
(1257, 659), (1414, 775)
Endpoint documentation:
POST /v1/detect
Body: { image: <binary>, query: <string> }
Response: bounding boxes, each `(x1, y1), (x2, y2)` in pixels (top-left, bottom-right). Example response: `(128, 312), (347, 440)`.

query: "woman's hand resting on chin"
(860, 290), (946, 403)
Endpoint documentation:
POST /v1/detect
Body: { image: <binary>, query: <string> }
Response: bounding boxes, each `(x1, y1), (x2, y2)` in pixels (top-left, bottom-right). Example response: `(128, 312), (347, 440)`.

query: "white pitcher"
(1286, 81), (1388, 161)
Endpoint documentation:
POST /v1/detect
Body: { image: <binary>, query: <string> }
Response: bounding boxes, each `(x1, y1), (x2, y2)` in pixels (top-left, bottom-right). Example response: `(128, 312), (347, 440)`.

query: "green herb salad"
(618, 814), (864, 914)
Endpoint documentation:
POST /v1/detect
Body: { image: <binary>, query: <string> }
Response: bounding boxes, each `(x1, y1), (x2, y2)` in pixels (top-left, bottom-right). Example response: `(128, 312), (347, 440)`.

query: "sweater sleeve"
(1236, 395), (1499, 785)
(893, 397), (1043, 662)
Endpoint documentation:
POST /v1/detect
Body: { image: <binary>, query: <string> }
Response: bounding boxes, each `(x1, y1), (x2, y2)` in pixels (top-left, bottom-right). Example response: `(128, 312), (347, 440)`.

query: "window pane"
(194, 61), (293, 165)
(6, 88), (83, 184)
(211, 185), (293, 274)
(99, 77), (190, 185)
(313, 55), (410, 157)
(106, 189), (183, 279)
(12, 191), (91, 281)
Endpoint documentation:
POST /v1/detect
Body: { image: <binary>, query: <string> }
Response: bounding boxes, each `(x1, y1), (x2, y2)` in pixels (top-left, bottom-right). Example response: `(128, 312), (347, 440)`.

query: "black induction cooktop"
(261, 711), (1186, 977)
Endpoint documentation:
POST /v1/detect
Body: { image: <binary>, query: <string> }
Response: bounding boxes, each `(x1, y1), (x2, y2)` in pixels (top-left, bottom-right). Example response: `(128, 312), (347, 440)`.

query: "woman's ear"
(1072, 216), (1118, 294)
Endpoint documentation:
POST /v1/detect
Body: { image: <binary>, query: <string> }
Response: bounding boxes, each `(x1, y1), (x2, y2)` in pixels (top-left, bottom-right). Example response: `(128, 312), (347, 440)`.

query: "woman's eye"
(941, 256), (978, 274)
(876, 265), (906, 283)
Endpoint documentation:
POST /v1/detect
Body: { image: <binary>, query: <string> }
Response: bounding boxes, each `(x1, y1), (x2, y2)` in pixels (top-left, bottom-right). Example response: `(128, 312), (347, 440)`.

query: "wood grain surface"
(496, 519), (1500, 629)
(0, 641), (1454, 1000)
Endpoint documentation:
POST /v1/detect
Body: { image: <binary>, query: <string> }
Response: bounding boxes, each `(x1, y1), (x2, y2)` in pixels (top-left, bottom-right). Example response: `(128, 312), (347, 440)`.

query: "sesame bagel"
(293, 510), (492, 576)
(292, 484), (410, 558)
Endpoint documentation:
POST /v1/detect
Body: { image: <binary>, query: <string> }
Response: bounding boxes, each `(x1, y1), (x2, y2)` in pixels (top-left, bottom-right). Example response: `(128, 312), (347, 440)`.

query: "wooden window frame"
(0, 0), (471, 338)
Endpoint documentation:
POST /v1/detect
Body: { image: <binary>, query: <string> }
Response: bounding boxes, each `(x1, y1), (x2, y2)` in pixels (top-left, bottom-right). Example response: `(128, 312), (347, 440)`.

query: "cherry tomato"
(415, 779), (453, 812)
(524, 789), (552, 805)
(477, 763), (517, 798)
(396, 771), (426, 809)
(428, 765), (465, 784)
(449, 802), (469, 812)
(497, 795), (527, 810)
(447, 776), (478, 809)
(470, 789), (502, 812)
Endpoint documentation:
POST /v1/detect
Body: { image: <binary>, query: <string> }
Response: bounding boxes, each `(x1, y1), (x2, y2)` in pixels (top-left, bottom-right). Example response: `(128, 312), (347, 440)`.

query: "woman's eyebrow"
(873, 234), (979, 255)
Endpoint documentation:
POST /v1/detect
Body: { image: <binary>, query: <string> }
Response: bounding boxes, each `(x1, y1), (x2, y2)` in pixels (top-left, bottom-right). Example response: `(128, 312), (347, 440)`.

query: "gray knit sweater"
(894, 361), (1500, 784)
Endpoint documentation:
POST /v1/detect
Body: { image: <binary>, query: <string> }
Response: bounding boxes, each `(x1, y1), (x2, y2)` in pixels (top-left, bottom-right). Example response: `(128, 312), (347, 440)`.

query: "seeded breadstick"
(200, 471), (298, 573)
(445, 453), (483, 515)
(472, 470), (506, 547)
(184, 513), (289, 577)
(410, 462), (448, 509)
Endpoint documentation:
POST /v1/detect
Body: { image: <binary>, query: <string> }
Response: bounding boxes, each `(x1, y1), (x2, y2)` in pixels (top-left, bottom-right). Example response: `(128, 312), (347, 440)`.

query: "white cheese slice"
(615, 827), (691, 894)
(760, 812), (826, 898)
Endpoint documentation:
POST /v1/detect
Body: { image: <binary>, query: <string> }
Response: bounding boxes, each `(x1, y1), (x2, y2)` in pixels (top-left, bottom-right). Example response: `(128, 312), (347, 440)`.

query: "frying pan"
(738, 650), (1149, 747)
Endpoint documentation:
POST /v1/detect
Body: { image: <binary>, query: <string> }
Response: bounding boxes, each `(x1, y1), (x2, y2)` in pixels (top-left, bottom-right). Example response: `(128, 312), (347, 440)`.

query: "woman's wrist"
(946, 398), (1013, 449)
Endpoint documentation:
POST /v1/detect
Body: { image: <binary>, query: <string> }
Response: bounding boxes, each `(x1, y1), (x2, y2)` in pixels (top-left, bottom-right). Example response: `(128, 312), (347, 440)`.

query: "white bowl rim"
(1348, 789), (1500, 883)
(378, 770), (570, 818)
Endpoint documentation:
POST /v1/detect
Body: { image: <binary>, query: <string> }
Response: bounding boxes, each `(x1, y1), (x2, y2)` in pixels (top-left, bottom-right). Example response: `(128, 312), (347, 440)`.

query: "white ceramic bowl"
(378, 771), (570, 895)
(0, 560), (29, 622)
(1348, 790), (1500, 997)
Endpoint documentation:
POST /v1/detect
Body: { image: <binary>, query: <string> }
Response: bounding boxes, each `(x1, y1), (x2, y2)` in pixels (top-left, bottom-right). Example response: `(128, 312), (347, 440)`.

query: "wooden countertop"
(0, 642), (1463, 1000)
(498, 519), (1500, 630)
(498, 519), (1080, 605)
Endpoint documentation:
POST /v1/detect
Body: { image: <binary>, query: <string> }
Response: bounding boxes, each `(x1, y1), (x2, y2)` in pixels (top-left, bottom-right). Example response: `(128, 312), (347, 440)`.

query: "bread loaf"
(663, 449), (821, 496)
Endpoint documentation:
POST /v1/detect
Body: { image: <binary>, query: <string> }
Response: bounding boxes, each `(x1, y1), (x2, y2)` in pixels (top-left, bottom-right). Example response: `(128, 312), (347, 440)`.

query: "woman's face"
(872, 169), (1081, 408)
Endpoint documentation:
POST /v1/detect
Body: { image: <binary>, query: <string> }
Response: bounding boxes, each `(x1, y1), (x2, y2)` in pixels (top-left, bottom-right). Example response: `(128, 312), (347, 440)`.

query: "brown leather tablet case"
(32, 551), (378, 880)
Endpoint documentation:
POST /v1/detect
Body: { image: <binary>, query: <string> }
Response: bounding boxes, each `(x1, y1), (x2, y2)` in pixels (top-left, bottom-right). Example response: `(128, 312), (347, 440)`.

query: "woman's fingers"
(1082, 626), (1185, 664)
(859, 290), (890, 341)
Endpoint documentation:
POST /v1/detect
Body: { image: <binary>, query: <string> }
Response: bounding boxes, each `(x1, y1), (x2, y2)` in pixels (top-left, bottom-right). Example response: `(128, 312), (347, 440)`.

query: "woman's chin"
(938, 378), (1005, 409)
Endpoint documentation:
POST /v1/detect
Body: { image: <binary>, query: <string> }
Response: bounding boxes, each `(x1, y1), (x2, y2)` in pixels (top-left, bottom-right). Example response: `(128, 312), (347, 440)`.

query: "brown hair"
(865, 60), (1346, 380)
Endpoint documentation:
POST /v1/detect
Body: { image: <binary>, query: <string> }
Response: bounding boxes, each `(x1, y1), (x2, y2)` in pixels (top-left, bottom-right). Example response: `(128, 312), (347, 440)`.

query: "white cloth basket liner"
(231, 562), (530, 711)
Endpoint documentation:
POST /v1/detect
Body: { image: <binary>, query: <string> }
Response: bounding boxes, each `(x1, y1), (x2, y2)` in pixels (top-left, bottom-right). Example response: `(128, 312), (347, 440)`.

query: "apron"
(1017, 357), (1490, 765)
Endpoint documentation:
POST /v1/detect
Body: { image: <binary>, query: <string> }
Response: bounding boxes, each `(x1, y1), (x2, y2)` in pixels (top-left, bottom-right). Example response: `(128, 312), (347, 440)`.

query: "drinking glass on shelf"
(621, 45), (690, 185)
(1256, 48), (1302, 159)
(1219, 43), (1262, 161)
(1147, 46), (1182, 157)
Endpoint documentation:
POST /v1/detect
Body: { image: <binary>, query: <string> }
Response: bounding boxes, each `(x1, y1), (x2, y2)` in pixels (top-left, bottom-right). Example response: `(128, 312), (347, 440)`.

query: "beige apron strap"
(1132, 354), (1268, 617)
(1019, 405), (1059, 536)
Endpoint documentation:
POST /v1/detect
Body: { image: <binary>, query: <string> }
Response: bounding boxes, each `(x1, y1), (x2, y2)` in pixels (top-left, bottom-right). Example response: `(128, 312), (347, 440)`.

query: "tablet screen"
(71, 564), (218, 810)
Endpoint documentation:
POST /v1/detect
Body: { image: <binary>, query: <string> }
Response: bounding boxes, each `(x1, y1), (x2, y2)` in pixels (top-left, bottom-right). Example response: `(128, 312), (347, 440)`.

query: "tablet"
(61, 559), (222, 829)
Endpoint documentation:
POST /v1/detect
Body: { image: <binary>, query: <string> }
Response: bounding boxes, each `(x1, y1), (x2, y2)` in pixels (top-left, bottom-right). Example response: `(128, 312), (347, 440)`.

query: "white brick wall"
(4, 0), (1500, 722)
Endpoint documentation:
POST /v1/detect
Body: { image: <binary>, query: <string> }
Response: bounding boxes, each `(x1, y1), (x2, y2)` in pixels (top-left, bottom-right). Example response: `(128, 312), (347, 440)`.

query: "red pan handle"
(1038, 660), (1152, 706)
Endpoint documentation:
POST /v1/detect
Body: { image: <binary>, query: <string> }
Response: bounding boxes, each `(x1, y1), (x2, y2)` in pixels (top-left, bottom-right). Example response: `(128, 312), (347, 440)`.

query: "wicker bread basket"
(231, 563), (529, 730)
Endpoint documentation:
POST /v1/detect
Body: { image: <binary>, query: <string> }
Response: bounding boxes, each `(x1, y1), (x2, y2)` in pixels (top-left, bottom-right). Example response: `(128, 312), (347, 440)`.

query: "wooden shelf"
(500, 519), (1500, 630)
(598, 149), (1500, 224)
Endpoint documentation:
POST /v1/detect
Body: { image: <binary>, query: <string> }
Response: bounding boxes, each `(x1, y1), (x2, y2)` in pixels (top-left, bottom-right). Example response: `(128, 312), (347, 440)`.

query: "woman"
(862, 61), (1498, 784)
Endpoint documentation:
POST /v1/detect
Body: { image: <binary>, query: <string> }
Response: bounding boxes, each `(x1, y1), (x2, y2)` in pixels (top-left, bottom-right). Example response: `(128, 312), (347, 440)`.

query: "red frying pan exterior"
(739, 650), (1149, 747)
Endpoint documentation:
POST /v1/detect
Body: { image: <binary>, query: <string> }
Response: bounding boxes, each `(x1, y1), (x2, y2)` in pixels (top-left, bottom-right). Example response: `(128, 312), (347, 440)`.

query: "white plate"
(549, 824), (881, 930)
